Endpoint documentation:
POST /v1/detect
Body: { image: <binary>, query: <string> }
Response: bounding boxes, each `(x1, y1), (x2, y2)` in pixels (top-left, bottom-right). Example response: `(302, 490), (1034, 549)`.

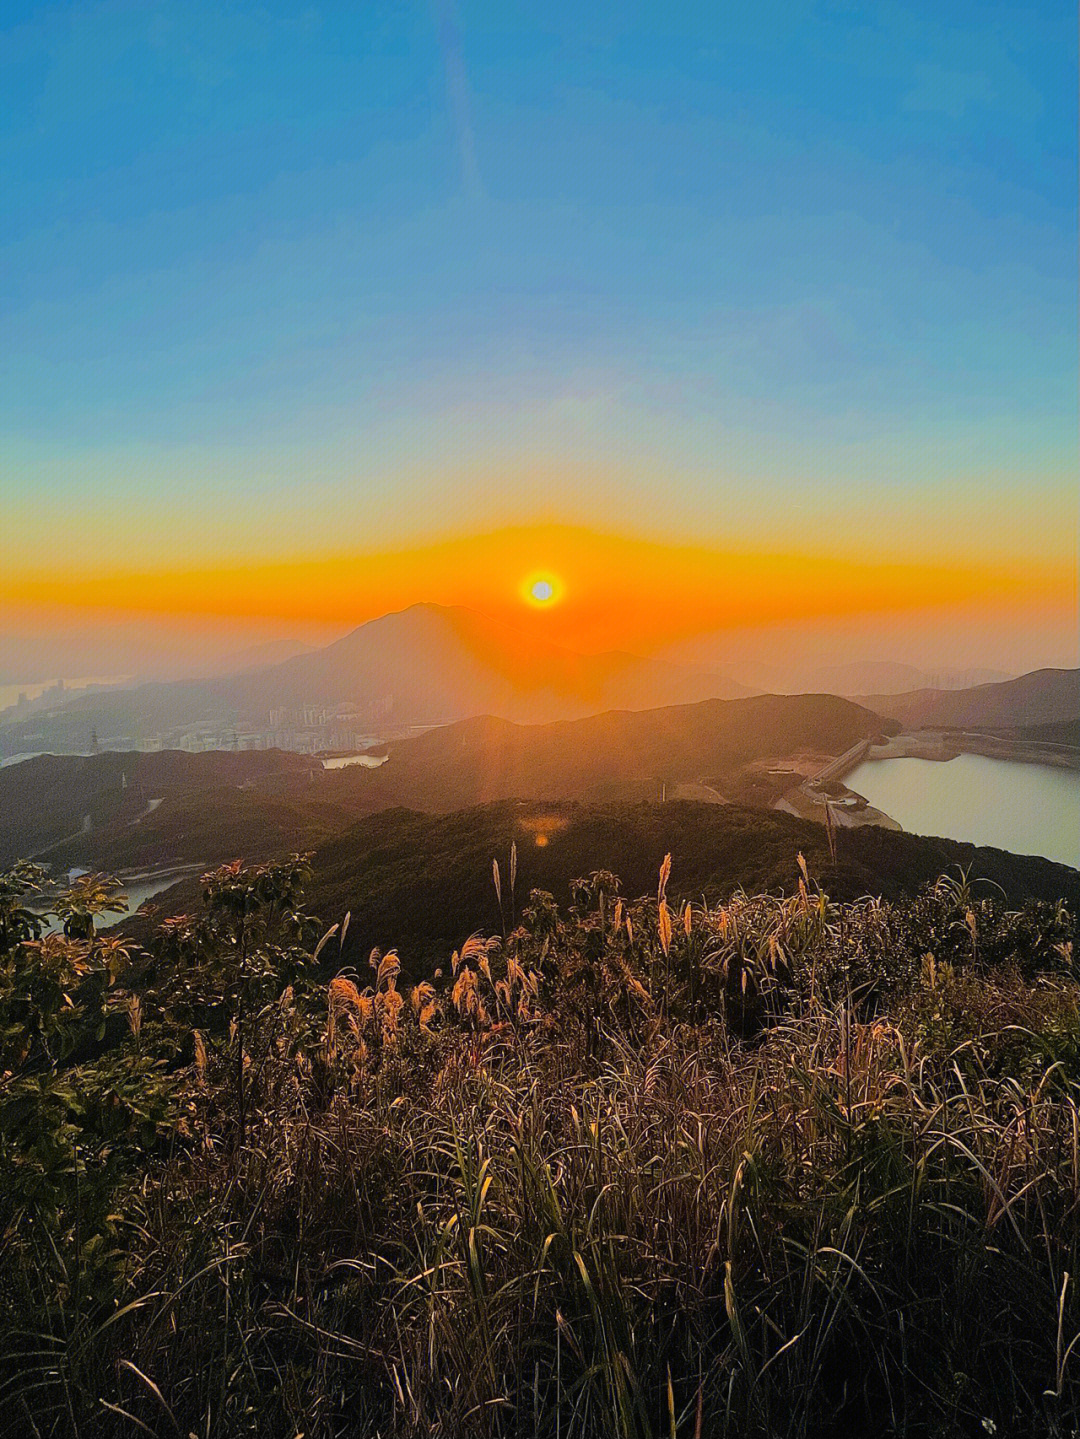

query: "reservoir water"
(846, 753), (1080, 869)
(322, 753), (388, 770)
(35, 869), (198, 937)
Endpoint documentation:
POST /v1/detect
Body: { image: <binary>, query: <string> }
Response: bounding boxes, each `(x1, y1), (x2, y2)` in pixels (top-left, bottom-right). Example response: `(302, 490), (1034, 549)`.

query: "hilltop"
(859, 667), (1080, 730)
(314, 691), (891, 813)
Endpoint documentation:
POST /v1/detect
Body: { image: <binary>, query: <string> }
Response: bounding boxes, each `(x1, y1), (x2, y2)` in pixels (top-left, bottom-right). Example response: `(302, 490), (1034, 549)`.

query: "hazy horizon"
(0, 586), (1075, 697)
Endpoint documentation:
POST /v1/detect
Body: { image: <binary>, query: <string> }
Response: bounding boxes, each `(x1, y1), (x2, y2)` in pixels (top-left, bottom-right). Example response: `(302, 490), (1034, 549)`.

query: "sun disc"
(522, 573), (561, 607)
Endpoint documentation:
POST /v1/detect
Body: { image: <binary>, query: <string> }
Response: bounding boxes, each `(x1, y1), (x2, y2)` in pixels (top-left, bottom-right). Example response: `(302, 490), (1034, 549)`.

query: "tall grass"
(2, 857), (1079, 1437)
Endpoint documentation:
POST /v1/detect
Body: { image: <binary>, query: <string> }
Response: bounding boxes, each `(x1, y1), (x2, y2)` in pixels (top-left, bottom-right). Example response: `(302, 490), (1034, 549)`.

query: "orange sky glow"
(3, 524), (1073, 658)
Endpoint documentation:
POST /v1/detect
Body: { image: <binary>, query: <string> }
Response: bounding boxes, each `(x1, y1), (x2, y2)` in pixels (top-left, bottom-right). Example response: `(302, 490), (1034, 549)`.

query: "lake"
(846, 752), (1080, 869)
(322, 753), (388, 769)
(35, 869), (198, 937)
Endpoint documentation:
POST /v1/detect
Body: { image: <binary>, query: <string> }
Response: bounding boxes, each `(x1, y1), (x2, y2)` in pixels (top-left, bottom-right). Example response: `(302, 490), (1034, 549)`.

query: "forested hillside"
(859, 667), (1080, 730)
(129, 799), (1080, 977)
(1, 694), (890, 872)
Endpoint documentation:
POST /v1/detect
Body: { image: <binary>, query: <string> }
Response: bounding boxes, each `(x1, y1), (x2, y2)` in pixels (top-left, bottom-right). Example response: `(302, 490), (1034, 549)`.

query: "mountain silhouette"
(223, 603), (748, 723)
(857, 668), (1080, 730)
(0, 604), (748, 756)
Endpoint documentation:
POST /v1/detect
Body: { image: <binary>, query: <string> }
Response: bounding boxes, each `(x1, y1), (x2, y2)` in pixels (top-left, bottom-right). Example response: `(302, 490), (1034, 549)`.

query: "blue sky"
(2, 1), (1076, 598)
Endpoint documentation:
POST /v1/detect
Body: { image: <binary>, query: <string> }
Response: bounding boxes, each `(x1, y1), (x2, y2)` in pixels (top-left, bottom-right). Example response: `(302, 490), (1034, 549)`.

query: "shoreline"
(30, 861), (206, 919)
(775, 730), (1080, 836)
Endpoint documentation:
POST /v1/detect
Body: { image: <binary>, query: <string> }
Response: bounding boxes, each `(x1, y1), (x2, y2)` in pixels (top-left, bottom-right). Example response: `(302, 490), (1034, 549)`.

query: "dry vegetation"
(2, 851), (1080, 1437)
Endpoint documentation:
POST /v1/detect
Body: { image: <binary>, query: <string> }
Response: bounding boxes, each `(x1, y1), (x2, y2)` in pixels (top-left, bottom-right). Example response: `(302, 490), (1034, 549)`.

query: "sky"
(2, 0), (1076, 679)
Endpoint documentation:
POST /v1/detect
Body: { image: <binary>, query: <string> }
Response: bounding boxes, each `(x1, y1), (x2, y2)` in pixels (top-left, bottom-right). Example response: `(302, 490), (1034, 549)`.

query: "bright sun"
(524, 574), (560, 607)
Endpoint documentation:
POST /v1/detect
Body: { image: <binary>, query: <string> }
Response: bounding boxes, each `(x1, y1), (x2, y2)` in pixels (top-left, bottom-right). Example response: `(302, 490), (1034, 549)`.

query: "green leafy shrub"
(1, 854), (1079, 1437)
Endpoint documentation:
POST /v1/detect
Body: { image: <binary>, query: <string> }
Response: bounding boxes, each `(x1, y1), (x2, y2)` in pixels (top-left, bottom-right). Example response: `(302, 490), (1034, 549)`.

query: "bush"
(1, 856), (1079, 1437)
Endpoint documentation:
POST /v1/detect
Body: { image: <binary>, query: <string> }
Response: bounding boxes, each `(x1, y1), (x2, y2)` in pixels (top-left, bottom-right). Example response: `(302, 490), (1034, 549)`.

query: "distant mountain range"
(806, 661), (1012, 696)
(658, 637), (1017, 696)
(0, 605), (747, 756)
(1, 598), (1073, 775)
(223, 604), (748, 721)
(857, 668), (1080, 730)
